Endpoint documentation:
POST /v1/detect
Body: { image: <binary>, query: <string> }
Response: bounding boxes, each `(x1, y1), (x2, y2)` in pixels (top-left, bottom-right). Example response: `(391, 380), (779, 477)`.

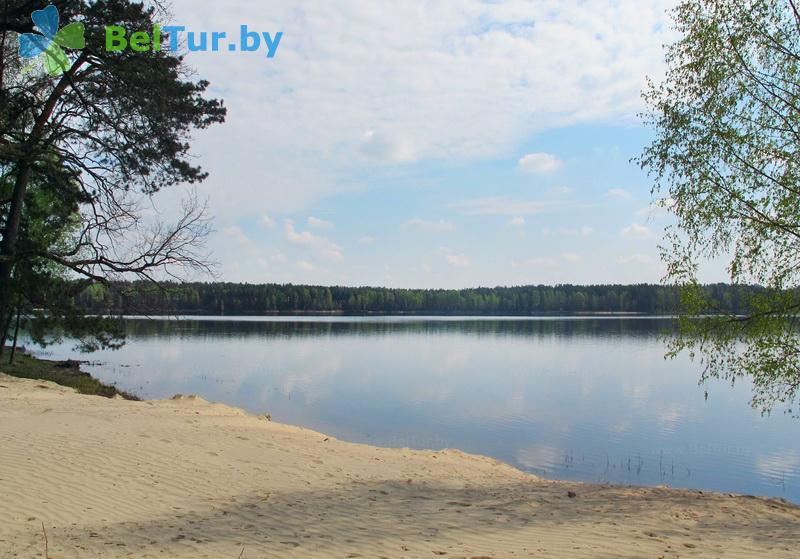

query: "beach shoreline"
(0, 372), (798, 558)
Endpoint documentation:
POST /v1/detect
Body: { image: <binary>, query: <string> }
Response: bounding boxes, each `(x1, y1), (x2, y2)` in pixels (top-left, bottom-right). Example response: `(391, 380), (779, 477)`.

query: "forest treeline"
(73, 282), (757, 316)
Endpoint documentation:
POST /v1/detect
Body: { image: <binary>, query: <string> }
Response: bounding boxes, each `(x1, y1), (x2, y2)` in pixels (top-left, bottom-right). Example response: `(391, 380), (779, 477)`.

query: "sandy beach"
(0, 373), (798, 558)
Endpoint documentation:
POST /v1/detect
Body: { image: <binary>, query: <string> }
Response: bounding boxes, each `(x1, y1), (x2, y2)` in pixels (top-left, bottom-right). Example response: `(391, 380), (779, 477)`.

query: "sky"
(152, 0), (723, 288)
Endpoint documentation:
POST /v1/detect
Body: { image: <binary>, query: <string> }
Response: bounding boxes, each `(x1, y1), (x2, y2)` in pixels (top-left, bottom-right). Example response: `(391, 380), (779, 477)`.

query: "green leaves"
(1, 0), (225, 355)
(640, 0), (800, 415)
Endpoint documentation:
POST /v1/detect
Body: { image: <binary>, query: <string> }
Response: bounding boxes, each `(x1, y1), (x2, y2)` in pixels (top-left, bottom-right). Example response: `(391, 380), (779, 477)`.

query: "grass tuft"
(0, 350), (139, 400)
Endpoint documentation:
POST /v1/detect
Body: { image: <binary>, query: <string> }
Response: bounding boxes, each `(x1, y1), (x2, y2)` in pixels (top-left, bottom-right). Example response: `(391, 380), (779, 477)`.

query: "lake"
(32, 316), (800, 502)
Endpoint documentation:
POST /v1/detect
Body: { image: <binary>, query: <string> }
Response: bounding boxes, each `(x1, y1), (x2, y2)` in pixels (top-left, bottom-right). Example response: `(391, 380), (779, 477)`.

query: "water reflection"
(34, 316), (799, 502)
(121, 315), (677, 340)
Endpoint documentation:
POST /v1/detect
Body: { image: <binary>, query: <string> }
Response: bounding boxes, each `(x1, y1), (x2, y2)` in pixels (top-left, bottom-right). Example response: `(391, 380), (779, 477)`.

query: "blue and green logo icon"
(18, 5), (85, 76)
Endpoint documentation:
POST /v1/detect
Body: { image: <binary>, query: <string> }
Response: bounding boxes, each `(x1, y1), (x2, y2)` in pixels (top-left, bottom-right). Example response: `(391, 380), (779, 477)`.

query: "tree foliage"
(71, 281), (757, 316)
(0, 0), (225, 354)
(639, 0), (800, 413)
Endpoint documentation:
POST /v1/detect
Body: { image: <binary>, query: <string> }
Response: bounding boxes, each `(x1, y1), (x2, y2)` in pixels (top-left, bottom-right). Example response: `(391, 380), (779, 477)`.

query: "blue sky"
(152, 0), (725, 287)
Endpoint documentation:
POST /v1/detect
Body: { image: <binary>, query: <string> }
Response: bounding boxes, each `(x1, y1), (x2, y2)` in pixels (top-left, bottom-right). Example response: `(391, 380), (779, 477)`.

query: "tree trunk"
(0, 57), (84, 325)
(0, 304), (13, 359)
(0, 161), (31, 328)
(8, 305), (20, 365)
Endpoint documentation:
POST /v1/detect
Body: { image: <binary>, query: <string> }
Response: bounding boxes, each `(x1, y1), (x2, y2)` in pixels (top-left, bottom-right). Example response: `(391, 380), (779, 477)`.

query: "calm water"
(32, 316), (800, 502)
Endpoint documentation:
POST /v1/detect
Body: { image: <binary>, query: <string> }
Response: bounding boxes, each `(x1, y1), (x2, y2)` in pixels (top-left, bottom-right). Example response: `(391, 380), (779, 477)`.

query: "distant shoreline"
(92, 310), (669, 318)
(74, 281), (756, 316)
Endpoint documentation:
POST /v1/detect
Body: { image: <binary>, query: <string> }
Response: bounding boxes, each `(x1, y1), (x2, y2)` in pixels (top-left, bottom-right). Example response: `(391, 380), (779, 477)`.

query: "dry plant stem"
(41, 521), (49, 559)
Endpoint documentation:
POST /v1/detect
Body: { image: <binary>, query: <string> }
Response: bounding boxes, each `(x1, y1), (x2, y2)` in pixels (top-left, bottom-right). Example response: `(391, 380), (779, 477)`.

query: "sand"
(0, 373), (798, 558)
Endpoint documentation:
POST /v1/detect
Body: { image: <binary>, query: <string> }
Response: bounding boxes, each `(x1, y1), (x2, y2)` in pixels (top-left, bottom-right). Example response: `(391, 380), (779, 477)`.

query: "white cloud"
(307, 216), (334, 229)
(403, 218), (455, 232)
(621, 223), (653, 239)
(518, 152), (562, 174)
(446, 253), (471, 267)
(260, 214), (277, 229)
(210, 225), (291, 283)
(154, 0), (680, 284)
(283, 220), (316, 245)
(438, 247), (471, 267)
(455, 197), (571, 216)
(296, 260), (316, 271)
(617, 254), (653, 264)
(283, 220), (344, 261)
(562, 252), (582, 263)
(508, 216), (525, 227)
(222, 225), (251, 246)
(358, 235), (376, 245)
(512, 257), (558, 268)
(359, 129), (416, 162)
(605, 188), (632, 200)
(543, 226), (594, 237)
(320, 248), (345, 262)
(173, 0), (675, 217)
(636, 197), (675, 218)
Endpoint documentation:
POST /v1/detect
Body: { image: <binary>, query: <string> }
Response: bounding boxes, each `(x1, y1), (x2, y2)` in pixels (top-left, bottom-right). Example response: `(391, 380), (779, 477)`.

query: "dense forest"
(73, 282), (756, 316)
